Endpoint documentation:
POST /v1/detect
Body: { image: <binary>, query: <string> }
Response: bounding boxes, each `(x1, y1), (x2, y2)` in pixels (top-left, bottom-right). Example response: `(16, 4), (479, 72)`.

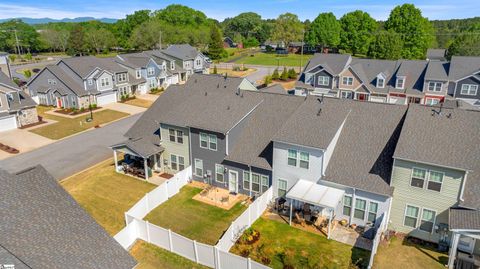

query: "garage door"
(369, 96), (386, 103)
(0, 115), (17, 132)
(96, 93), (117, 106)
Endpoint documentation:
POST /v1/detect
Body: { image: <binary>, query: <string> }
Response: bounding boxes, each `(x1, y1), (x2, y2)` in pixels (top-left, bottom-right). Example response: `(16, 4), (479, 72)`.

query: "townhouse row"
(295, 53), (480, 108)
(26, 44), (210, 109)
(112, 74), (480, 268)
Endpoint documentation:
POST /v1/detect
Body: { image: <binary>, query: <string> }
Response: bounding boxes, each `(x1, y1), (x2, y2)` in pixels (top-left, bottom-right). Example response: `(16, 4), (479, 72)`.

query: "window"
(199, 132), (217, 151)
(354, 199), (367, 220)
(136, 69), (141, 79)
(252, 174), (260, 193)
(343, 196), (352, 216)
(169, 129), (176, 142)
(287, 149), (297, 166)
(215, 164), (224, 183)
(178, 156), (185, 171)
(341, 91), (353, 99)
(243, 171), (250, 190)
(196, 59), (201, 66)
(368, 202), (378, 223)
(170, 61), (175, 70)
(299, 152), (309, 169)
(100, 77), (110, 87)
(427, 171), (443, 192)
(411, 168), (426, 188)
(170, 155), (177, 170)
(195, 159), (203, 177)
(342, 76), (354, 86)
(88, 79), (93, 85)
(428, 82), (442, 92)
(377, 77), (385, 88)
(420, 209), (436, 233)
(117, 73), (127, 82)
(317, 76), (330, 86)
(149, 79), (155, 88)
(169, 129), (183, 144)
(404, 205), (419, 228)
(461, 84), (478, 96)
(147, 67), (155, 76)
(261, 175), (269, 193)
(278, 179), (287, 197)
(425, 98), (440, 106)
(396, 77), (405, 89)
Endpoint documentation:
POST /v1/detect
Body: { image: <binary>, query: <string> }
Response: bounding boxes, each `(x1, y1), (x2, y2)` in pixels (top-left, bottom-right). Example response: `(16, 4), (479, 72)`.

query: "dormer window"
(342, 76), (354, 86)
(170, 61), (175, 70)
(147, 67), (155, 76)
(136, 69), (141, 79)
(396, 76), (405, 89)
(117, 73), (127, 82)
(88, 79), (93, 85)
(377, 77), (385, 88)
(428, 82), (442, 92)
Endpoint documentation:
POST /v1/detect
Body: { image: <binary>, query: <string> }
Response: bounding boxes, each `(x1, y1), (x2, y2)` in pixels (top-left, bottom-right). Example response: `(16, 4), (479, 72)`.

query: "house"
(163, 44), (210, 77)
(295, 53), (480, 106)
(288, 42), (316, 54)
(388, 104), (480, 268)
(427, 48), (447, 61)
(0, 51), (12, 78)
(0, 54), (38, 132)
(0, 165), (137, 268)
(27, 56), (146, 108)
(223, 37), (236, 48)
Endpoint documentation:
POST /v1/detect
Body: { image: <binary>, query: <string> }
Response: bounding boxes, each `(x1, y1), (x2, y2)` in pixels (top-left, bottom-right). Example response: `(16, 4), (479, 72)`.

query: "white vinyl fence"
(367, 214), (386, 269)
(114, 167), (273, 269)
(216, 187), (273, 251)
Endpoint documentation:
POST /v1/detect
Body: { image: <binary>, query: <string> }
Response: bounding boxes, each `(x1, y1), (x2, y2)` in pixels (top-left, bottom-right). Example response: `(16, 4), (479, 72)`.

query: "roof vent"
(227, 105), (230, 110)
(205, 92), (208, 96)
(217, 83), (220, 88)
(195, 79), (197, 83)
(316, 96), (324, 116)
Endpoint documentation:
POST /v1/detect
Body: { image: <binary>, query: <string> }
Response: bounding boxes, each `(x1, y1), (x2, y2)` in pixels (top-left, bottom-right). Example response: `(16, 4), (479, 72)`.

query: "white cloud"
(0, 3), (126, 19)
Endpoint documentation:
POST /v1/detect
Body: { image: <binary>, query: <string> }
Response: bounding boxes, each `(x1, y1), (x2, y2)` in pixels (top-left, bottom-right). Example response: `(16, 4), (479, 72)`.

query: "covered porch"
(448, 209), (480, 269)
(111, 138), (168, 185)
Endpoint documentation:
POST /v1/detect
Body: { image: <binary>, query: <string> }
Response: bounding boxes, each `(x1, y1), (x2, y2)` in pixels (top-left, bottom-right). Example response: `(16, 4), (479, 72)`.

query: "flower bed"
(55, 106), (101, 116)
(0, 143), (19, 154)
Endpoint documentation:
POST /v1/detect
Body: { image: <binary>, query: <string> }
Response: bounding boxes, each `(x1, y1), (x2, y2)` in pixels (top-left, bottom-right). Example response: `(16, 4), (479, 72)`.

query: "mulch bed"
(54, 107), (102, 116)
(120, 97), (136, 103)
(0, 143), (19, 154)
(18, 120), (47, 129)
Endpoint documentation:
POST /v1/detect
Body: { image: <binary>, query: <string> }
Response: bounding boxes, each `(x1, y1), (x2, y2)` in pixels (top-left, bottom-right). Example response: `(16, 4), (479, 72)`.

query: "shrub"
(288, 68), (297, 79)
(272, 69), (280, 80)
(213, 65), (218, 74)
(126, 93), (130, 99)
(280, 67), (289, 81)
(23, 69), (32, 79)
(121, 95), (126, 101)
(264, 75), (272, 86)
(92, 104), (97, 109)
(232, 66), (241, 71)
(80, 107), (85, 112)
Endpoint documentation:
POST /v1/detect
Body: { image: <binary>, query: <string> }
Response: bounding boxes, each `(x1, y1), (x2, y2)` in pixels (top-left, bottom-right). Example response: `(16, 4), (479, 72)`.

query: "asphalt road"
(0, 113), (141, 180)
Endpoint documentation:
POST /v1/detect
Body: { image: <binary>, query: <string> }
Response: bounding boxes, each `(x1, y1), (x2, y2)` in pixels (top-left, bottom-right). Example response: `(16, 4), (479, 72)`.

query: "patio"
(191, 181), (250, 210)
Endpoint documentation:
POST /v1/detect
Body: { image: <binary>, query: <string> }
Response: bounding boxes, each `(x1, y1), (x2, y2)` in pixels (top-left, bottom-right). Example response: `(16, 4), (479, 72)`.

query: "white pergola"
(286, 179), (345, 239)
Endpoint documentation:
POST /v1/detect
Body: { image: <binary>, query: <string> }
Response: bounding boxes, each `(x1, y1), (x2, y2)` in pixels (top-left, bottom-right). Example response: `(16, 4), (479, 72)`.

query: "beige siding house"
(159, 123), (190, 174)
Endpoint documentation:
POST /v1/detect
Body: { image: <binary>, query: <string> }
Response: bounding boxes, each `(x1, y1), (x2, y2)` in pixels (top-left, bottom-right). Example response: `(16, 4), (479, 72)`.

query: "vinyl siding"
(423, 80), (448, 96)
(389, 159), (465, 243)
(338, 67), (362, 90)
(475, 239), (480, 255)
(160, 124), (190, 173)
(454, 76), (480, 99)
(0, 92), (8, 112)
(314, 70), (333, 89)
(190, 127), (226, 184)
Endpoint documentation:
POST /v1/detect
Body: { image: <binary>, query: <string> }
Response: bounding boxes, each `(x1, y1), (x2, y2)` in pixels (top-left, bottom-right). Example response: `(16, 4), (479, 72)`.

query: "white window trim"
(342, 195), (353, 217)
(341, 76), (354, 86)
(215, 164), (224, 183)
(317, 76), (330, 86)
(170, 61), (175, 70)
(194, 158), (203, 177)
(419, 208), (437, 234)
(136, 70), (142, 79)
(277, 178), (288, 197)
(353, 198), (367, 221)
(403, 204), (420, 228)
(410, 167), (427, 189)
(368, 201), (379, 223)
(425, 97), (440, 106)
(396, 76), (405, 89)
(199, 132), (217, 151)
(460, 84), (478, 96)
(428, 81), (442, 92)
(243, 171), (250, 191)
(170, 154), (185, 171)
(426, 170), (444, 193)
(147, 67), (155, 76)
(287, 149), (310, 170)
(377, 77), (385, 88)
(341, 91), (353, 99)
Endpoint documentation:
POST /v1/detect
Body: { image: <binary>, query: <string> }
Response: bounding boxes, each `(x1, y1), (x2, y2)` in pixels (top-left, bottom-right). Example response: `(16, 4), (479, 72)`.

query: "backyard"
(61, 158), (156, 235)
(234, 52), (313, 67)
(144, 185), (247, 245)
(230, 217), (371, 269)
(130, 240), (209, 269)
(31, 106), (129, 139)
(373, 235), (448, 269)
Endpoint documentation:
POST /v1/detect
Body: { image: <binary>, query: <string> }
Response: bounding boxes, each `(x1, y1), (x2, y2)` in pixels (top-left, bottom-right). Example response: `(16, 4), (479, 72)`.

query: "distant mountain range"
(0, 17), (117, 24)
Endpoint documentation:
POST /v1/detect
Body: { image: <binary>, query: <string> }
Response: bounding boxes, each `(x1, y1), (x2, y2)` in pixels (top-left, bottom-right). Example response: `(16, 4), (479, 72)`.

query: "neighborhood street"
(0, 113), (141, 180)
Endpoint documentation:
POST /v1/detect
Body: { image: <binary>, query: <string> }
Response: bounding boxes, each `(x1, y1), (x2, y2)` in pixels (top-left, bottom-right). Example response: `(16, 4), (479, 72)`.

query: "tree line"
(0, 4), (478, 60)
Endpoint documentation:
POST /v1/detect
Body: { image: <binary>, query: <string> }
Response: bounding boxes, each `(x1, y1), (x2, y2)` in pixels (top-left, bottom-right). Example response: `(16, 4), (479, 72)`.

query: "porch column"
(113, 150), (119, 172)
(144, 158), (149, 181)
(448, 232), (460, 269)
(327, 209), (333, 240)
(289, 199), (293, 226)
(153, 154), (158, 170)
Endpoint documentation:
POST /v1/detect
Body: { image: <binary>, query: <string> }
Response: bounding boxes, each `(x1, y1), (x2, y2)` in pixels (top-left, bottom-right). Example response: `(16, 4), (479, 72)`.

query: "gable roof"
(449, 208), (480, 230)
(349, 58), (399, 94)
(391, 60), (427, 95)
(116, 52), (151, 69)
(0, 71), (20, 92)
(43, 65), (89, 96)
(426, 49), (447, 61)
(163, 44), (200, 60)
(448, 56), (480, 81)
(304, 53), (351, 75)
(0, 166), (137, 269)
(260, 84), (287, 95)
(425, 61), (449, 81)
(60, 56), (127, 78)
(394, 104), (480, 209)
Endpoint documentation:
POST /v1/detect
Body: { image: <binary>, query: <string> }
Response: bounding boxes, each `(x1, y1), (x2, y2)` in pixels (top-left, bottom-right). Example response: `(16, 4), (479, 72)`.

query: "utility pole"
(300, 29), (305, 73)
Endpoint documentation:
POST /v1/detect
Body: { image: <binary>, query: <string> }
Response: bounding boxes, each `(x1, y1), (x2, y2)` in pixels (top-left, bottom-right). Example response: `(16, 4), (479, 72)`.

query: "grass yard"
(61, 159), (156, 235)
(209, 67), (256, 78)
(231, 218), (371, 269)
(373, 235), (448, 269)
(31, 106), (129, 139)
(130, 240), (209, 269)
(235, 52), (313, 67)
(124, 98), (154, 108)
(144, 186), (247, 245)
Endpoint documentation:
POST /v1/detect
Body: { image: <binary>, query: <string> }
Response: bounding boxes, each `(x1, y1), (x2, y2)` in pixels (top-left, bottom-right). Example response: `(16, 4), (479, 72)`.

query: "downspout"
(459, 171), (468, 202)
(349, 188), (356, 225)
(249, 166), (252, 197)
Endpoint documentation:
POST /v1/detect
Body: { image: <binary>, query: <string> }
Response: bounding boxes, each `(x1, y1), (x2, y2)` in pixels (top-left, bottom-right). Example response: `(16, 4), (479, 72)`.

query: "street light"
(86, 92), (94, 122)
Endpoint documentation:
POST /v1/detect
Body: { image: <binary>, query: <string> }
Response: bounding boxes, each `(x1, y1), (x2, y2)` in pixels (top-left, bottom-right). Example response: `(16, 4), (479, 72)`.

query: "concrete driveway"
(104, 102), (147, 114)
(0, 129), (54, 160)
(0, 113), (142, 180)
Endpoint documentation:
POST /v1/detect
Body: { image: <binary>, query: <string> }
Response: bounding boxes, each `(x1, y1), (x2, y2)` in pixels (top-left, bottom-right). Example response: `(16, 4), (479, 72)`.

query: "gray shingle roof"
(394, 105), (480, 209)
(449, 208), (480, 230)
(225, 92), (305, 170)
(0, 71), (20, 91)
(116, 53), (151, 69)
(61, 56), (127, 78)
(304, 53), (351, 75)
(164, 44), (200, 60)
(448, 56), (480, 81)
(44, 65), (89, 96)
(350, 58), (399, 94)
(0, 166), (137, 269)
(425, 61), (449, 81)
(112, 137), (164, 158)
(393, 60), (427, 95)
(426, 49), (446, 61)
(260, 84), (287, 95)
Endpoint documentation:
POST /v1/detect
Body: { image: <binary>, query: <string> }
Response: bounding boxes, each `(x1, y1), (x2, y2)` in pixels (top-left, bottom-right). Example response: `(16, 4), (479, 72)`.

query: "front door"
(56, 97), (62, 108)
(228, 170), (238, 193)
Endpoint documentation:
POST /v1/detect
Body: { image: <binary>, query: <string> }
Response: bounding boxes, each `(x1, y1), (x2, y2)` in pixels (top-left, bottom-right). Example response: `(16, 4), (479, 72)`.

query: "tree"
(448, 23), (480, 57)
(213, 65), (218, 74)
(263, 74), (272, 86)
(272, 69), (280, 80)
(271, 13), (304, 44)
(306, 13), (341, 49)
(385, 4), (435, 59)
(130, 20), (162, 50)
(368, 31), (403, 60)
(0, 19), (41, 53)
(340, 11), (377, 55)
(280, 67), (288, 81)
(207, 24), (227, 60)
(8, 54), (16, 63)
(288, 68), (297, 79)
(67, 24), (86, 55)
(223, 12), (271, 44)
(243, 37), (260, 48)
(115, 10), (151, 48)
(86, 28), (116, 54)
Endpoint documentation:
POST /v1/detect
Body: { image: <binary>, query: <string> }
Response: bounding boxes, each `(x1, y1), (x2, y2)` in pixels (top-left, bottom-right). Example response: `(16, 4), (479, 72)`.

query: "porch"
(448, 209), (480, 269)
(190, 180), (250, 210)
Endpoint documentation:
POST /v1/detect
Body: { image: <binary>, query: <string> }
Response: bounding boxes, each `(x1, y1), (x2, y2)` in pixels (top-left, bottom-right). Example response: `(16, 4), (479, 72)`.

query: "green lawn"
(61, 159), (156, 235)
(144, 186), (247, 245)
(31, 106), (129, 139)
(231, 218), (371, 269)
(234, 52), (313, 67)
(373, 235), (448, 269)
(130, 240), (209, 269)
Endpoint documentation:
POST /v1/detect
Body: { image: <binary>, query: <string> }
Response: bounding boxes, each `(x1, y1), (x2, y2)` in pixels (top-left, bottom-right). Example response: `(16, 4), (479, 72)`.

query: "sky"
(0, 0), (478, 21)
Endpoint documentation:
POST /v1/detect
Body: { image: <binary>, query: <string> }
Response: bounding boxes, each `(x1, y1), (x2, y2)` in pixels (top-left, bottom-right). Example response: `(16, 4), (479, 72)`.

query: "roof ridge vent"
(205, 92), (207, 96)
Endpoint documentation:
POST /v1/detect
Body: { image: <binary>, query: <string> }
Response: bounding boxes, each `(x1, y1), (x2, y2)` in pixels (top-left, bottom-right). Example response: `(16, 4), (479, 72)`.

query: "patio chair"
(294, 212), (306, 227)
